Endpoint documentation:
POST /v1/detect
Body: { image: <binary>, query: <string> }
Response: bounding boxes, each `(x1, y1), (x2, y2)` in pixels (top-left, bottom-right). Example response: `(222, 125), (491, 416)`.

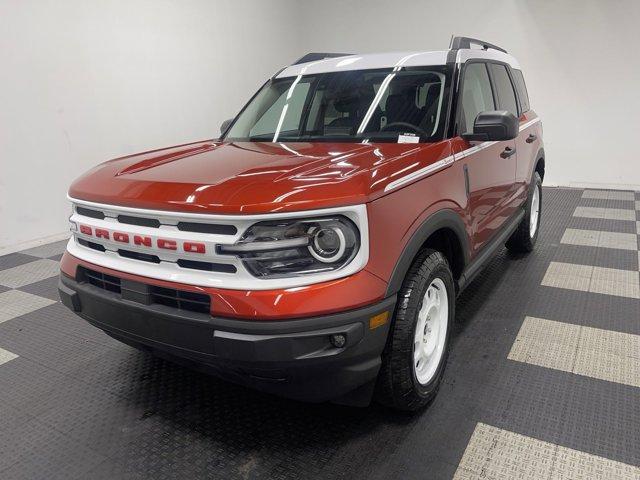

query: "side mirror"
(462, 110), (518, 142)
(220, 118), (233, 136)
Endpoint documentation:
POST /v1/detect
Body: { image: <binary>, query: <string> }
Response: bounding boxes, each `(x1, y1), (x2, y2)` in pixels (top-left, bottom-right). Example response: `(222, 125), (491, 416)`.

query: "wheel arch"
(533, 147), (545, 182)
(385, 209), (470, 297)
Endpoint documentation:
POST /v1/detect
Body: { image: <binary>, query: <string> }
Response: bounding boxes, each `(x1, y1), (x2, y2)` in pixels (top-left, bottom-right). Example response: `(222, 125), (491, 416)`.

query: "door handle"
(500, 147), (516, 159)
(526, 134), (537, 144)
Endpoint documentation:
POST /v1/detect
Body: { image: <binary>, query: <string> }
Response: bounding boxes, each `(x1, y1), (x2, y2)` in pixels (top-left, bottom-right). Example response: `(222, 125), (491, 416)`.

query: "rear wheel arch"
(533, 148), (545, 182)
(385, 209), (469, 297)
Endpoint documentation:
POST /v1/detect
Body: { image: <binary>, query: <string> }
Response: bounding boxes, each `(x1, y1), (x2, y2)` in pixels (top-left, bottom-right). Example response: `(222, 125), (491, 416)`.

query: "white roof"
(277, 49), (520, 78)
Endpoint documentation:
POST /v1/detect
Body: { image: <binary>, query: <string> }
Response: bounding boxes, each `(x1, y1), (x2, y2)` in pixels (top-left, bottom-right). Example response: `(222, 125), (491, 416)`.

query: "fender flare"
(531, 147), (545, 180)
(385, 209), (470, 297)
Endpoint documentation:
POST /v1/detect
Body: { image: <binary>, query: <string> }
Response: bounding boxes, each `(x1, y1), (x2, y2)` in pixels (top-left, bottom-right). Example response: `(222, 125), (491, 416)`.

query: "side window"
(459, 63), (495, 134)
(488, 64), (518, 117)
(512, 69), (530, 112)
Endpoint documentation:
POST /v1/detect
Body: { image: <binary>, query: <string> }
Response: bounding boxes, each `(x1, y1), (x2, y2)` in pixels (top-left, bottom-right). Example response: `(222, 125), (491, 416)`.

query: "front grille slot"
(177, 222), (237, 235)
(78, 267), (121, 293)
(76, 206), (105, 219)
(78, 239), (234, 273)
(118, 249), (161, 264)
(150, 286), (210, 314)
(78, 238), (106, 252)
(117, 215), (161, 228)
(77, 267), (210, 315)
(177, 259), (237, 273)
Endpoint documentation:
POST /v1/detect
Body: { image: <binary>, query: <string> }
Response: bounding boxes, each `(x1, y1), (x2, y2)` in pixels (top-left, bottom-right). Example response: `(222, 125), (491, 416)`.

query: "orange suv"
(59, 37), (544, 410)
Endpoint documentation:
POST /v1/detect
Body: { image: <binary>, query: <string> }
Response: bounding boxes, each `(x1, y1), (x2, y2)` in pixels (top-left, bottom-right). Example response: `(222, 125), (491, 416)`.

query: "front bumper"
(59, 274), (395, 404)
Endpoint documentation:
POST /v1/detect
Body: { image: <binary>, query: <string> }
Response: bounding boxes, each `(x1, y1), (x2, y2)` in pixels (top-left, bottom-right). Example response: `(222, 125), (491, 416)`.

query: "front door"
(452, 61), (517, 253)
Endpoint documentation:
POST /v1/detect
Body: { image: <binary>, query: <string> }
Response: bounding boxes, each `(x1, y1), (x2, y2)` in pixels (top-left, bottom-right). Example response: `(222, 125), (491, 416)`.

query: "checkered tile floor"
(1, 188), (639, 479)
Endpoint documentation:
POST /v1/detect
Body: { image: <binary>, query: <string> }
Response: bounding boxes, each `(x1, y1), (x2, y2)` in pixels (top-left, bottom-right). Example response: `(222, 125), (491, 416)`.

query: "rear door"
(487, 63), (522, 210)
(453, 61), (517, 253)
(511, 68), (540, 204)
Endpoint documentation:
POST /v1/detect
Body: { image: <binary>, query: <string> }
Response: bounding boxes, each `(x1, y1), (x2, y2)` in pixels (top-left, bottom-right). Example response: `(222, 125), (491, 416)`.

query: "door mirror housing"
(220, 118), (233, 136)
(461, 110), (518, 142)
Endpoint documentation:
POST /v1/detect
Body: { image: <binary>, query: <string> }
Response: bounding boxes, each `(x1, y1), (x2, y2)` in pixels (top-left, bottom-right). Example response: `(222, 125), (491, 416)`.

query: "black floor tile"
(0, 415), (107, 480)
(553, 243), (639, 271)
(526, 285), (640, 335)
(18, 275), (61, 302)
(0, 252), (39, 271)
(567, 216), (638, 234)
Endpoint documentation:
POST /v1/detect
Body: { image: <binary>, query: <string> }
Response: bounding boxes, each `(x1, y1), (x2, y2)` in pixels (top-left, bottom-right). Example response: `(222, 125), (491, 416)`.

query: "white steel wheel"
(376, 249), (454, 411)
(413, 277), (449, 385)
(530, 182), (541, 238)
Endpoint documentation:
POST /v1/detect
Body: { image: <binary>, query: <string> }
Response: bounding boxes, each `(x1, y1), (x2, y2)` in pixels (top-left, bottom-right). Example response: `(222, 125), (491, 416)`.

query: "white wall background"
(2, 0), (640, 251)
(0, 0), (301, 252)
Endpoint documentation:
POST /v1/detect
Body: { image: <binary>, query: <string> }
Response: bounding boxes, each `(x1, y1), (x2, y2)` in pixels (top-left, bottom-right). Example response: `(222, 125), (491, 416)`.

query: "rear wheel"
(376, 249), (455, 411)
(506, 172), (542, 253)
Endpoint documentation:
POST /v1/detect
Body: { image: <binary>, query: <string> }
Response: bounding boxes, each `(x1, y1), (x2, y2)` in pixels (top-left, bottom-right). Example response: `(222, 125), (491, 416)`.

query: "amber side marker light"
(369, 311), (389, 330)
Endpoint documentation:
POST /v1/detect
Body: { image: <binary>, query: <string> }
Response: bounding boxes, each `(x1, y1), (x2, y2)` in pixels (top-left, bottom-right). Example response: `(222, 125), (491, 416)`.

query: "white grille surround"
(66, 197), (369, 290)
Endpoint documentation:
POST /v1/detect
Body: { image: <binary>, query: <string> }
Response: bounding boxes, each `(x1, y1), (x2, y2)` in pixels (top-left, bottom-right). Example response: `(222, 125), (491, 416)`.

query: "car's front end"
(59, 194), (396, 404)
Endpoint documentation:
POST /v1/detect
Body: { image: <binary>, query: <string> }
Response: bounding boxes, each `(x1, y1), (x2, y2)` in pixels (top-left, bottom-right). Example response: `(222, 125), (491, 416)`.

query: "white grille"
(67, 197), (369, 290)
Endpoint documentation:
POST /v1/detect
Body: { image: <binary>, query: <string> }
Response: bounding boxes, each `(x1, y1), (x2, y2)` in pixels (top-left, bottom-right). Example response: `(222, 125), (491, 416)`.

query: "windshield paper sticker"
(398, 134), (419, 144)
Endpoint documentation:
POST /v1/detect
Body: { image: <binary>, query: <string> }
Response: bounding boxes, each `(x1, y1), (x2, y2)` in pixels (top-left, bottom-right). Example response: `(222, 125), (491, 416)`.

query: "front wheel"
(506, 172), (542, 253)
(375, 249), (455, 411)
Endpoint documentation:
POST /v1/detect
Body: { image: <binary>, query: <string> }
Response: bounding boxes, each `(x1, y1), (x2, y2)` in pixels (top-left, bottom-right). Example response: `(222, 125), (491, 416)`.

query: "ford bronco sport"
(59, 36), (544, 411)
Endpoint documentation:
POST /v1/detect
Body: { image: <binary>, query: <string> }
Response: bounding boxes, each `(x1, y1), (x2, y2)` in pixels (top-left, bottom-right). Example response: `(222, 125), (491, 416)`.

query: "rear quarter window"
(512, 69), (530, 113)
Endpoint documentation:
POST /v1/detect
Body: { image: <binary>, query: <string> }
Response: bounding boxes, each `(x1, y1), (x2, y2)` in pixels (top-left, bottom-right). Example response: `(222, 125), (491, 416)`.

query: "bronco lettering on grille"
(79, 225), (206, 254)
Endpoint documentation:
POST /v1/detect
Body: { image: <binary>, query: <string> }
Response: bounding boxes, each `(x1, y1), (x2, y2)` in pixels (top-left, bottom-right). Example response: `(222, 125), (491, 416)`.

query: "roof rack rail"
(292, 52), (353, 65)
(449, 36), (508, 54)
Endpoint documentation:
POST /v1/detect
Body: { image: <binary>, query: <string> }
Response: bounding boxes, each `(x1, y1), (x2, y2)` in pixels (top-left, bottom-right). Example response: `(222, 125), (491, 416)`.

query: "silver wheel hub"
(530, 184), (540, 238)
(413, 278), (449, 385)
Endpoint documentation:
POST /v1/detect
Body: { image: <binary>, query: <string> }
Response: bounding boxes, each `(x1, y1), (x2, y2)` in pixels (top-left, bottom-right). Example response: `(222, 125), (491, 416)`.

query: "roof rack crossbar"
(449, 36), (508, 54)
(292, 52), (353, 65)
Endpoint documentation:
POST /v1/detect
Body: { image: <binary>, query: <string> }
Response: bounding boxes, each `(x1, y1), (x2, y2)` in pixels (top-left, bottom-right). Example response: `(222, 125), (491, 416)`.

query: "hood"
(69, 140), (451, 214)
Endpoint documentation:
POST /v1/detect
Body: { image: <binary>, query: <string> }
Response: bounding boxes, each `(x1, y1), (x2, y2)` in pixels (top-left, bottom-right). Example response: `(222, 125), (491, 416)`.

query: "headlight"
(218, 216), (360, 279)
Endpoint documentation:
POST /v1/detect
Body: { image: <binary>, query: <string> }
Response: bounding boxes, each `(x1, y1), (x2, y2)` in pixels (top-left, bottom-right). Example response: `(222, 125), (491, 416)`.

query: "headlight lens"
(218, 216), (360, 278)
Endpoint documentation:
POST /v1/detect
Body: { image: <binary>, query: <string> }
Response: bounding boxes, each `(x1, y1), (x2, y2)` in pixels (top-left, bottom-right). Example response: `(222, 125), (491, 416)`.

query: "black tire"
(375, 249), (455, 412)
(506, 172), (542, 253)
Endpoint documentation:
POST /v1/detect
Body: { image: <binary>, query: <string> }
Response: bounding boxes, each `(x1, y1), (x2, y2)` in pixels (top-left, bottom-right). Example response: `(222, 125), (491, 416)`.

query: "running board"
(457, 208), (525, 293)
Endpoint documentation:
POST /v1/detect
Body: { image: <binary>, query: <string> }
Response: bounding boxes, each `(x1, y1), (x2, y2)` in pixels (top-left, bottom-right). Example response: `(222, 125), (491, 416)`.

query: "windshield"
(224, 67), (450, 143)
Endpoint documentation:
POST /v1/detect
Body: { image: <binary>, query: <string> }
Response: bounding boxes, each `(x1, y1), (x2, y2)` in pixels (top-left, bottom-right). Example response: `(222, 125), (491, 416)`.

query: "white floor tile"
(541, 262), (640, 299)
(560, 228), (638, 251)
(561, 228), (599, 248)
(0, 259), (60, 288)
(509, 316), (640, 388)
(0, 290), (57, 324)
(508, 316), (578, 372)
(598, 231), (638, 250)
(454, 423), (640, 480)
(0, 347), (19, 366)
(573, 206), (636, 222)
(582, 190), (636, 201)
